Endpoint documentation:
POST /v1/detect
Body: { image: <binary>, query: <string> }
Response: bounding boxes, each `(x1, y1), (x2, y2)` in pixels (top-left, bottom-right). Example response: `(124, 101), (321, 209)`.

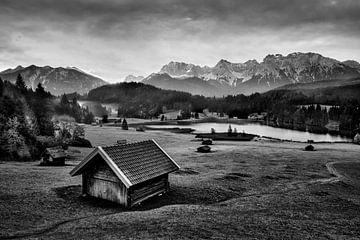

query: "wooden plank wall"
(129, 175), (168, 206)
(87, 177), (128, 206)
(84, 155), (128, 206)
(92, 163), (120, 182)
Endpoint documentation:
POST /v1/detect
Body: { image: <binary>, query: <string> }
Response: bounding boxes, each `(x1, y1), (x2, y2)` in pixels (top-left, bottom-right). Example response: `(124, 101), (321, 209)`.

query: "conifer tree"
(72, 97), (78, 105)
(60, 94), (69, 106)
(121, 118), (128, 130)
(0, 77), (3, 96)
(15, 74), (26, 91)
(35, 83), (46, 96)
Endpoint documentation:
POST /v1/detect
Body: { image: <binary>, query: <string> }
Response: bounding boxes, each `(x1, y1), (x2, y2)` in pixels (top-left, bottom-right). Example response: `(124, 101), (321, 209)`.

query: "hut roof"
(70, 139), (180, 188)
(45, 147), (66, 159)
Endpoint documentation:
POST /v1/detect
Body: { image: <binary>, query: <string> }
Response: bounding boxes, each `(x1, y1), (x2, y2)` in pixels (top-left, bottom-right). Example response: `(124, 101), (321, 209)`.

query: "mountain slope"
(124, 75), (144, 82)
(0, 65), (107, 95)
(154, 52), (360, 95)
(275, 77), (360, 91)
(142, 73), (231, 97)
(265, 77), (360, 103)
(86, 82), (197, 118)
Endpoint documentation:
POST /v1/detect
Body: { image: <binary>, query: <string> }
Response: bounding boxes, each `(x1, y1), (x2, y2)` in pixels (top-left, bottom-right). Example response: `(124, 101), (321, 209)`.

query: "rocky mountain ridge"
(151, 52), (360, 96)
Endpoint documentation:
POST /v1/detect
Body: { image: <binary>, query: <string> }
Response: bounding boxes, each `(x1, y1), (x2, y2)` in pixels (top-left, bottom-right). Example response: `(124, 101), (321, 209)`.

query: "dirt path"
(1, 212), (120, 240)
(326, 162), (360, 187)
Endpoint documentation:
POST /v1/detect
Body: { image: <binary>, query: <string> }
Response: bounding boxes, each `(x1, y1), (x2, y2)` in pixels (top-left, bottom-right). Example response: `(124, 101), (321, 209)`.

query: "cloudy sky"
(0, 0), (359, 82)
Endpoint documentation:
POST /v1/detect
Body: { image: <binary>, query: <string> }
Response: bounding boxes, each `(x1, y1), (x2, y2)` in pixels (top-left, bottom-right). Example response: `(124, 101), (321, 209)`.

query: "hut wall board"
(129, 175), (169, 206)
(86, 177), (128, 205)
(84, 157), (128, 206)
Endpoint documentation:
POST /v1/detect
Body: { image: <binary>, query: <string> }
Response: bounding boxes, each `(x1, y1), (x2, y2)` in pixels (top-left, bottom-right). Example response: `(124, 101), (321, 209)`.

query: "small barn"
(40, 147), (66, 166)
(116, 139), (127, 145)
(69, 139), (180, 207)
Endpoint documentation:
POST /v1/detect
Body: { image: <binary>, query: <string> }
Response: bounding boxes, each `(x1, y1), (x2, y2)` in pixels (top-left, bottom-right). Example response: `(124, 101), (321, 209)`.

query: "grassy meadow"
(1, 125), (360, 239)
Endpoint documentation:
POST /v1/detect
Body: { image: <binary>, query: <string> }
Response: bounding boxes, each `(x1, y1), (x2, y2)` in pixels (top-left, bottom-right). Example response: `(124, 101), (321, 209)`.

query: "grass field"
(1, 125), (360, 239)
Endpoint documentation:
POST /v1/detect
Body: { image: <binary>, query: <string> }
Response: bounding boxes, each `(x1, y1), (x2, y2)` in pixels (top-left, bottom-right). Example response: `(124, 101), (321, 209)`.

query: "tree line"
(87, 82), (360, 137)
(0, 74), (95, 161)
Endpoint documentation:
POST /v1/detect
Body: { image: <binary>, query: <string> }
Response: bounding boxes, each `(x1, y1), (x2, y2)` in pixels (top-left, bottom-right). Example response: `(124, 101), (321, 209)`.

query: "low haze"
(1, 0), (359, 82)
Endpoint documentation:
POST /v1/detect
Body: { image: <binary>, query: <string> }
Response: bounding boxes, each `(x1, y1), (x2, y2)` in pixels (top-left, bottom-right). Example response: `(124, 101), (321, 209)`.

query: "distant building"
(160, 110), (180, 120)
(116, 139), (127, 145)
(40, 147), (66, 166)
(70, 140), (180, 207)
(248, 112), (267, 120)
(203, 108), (210, 116)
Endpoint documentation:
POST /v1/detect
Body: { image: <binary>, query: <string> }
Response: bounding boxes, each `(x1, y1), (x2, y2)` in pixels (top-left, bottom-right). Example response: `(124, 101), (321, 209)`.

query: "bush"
(102, 115), (108, 123)
(305, 145), (315, 151)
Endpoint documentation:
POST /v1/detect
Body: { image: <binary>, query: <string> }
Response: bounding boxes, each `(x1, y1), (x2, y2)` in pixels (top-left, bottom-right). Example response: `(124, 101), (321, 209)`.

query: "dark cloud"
(0, 0), (359, 81)
(2, 0), (360, 35)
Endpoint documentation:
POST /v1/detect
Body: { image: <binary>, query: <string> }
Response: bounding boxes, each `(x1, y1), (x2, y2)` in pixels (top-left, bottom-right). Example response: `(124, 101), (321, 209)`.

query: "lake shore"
(1, 125), (360, 239)
(107, 117), (353, 143)
(108, 116), (258, 127)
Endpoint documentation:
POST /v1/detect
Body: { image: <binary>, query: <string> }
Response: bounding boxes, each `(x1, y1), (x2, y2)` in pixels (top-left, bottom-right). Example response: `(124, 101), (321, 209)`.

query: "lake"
(147, 122), (351, 142)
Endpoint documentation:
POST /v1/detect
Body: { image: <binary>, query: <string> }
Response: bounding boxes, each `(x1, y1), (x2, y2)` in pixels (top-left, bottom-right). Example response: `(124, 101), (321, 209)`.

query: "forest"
(0, 74), (94, 161)
(87, 82), (194, 118)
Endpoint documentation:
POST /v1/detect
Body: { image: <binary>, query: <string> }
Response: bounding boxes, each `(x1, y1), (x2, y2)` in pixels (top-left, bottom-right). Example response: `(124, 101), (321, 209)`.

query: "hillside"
(0, 65), (107, 95)
(276, 77), (360, 91)
(142, 73), (232, 97)
(87, 82), (194, 118)
(87, 82), (191, 102)
(269, 77), (360, 103)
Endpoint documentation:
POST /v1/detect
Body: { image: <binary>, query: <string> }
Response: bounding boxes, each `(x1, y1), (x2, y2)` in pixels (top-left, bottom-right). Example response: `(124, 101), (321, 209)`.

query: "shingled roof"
(45, 147), (66, 159)
(70, 139), (179, 187)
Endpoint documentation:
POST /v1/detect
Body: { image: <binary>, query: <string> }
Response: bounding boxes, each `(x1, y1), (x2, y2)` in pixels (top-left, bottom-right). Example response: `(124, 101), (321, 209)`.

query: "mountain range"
(0, 65), (107, 96)
(144, 52), (360, 96)
(1, 52), (360, 97)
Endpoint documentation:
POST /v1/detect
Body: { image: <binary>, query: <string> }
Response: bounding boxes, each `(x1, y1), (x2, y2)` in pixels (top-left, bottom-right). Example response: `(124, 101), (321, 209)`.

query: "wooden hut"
(116, 139), (127, 145)
(69, 139), (180, 207)
(40, 147), (66, 166)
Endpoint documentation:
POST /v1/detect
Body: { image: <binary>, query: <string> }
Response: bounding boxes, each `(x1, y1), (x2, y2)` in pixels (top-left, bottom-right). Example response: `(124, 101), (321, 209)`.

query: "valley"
(2, 1), (360, 239)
